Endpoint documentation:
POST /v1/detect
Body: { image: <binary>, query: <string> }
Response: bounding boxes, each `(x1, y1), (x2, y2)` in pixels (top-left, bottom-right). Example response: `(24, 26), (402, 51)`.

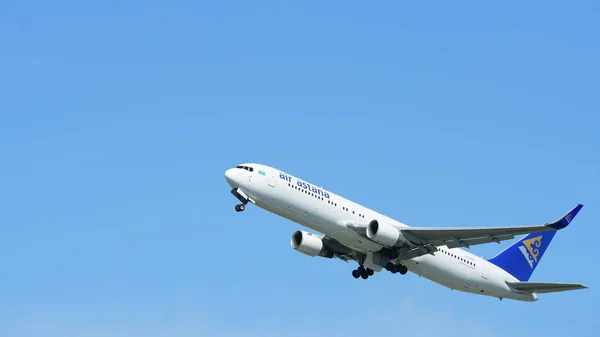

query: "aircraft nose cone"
(224, 168), (237, 186)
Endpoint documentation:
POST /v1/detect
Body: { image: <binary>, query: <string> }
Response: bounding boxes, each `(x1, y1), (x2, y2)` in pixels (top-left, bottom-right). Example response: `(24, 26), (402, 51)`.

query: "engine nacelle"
(290, 230), (334, 258)
(366, 220), (407, 247)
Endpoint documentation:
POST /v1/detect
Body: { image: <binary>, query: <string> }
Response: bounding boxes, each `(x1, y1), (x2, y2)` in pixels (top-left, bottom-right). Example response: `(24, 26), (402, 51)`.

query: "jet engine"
(366, 220), (407, 247)
(290, 230), (334, 258)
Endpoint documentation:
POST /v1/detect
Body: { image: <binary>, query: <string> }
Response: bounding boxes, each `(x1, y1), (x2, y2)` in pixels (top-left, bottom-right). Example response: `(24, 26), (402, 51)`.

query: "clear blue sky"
(1, 1), (599, 336)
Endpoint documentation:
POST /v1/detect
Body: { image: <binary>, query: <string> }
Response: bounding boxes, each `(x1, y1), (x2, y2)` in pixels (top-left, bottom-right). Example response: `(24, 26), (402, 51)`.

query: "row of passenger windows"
(342, 206), (365, 218)
(439, 249), (475, 266)
(287, 183), (331, 203)
(286, 183), (366, 218)
(236, 165), (254, 172)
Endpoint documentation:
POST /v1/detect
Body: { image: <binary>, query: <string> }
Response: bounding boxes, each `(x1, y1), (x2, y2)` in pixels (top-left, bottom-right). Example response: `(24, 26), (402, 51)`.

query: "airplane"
(224, 163), (587, 302)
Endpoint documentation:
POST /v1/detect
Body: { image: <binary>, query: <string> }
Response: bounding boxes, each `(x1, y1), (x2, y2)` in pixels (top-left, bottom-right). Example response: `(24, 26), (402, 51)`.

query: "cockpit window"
(236, 165), (254, 172)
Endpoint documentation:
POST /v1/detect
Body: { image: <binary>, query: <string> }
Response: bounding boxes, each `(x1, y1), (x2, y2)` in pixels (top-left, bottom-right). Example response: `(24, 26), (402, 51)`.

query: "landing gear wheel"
(367, 268), (374, 276)
(390, 265), (398, 274)
(399, 265), (408, 275)
(235, 204), (245, 212)
(352, 270), (360, 279)
(360, 271), (369, 279)
(357, 266), (365, 274)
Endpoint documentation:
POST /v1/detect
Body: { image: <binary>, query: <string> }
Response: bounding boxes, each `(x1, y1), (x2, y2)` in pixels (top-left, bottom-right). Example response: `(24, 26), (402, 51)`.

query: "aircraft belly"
(254, 188), (334, 232)
(405, 255), (473, 291)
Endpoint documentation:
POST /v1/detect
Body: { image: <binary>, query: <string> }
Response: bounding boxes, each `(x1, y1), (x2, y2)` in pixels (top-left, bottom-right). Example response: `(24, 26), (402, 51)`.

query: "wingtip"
(547, 204), (583, 230)
(570, 204), (584, 218)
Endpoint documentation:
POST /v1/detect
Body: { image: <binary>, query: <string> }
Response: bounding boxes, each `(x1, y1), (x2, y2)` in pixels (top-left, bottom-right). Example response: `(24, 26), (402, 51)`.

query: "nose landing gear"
(231, 188), (249, 212)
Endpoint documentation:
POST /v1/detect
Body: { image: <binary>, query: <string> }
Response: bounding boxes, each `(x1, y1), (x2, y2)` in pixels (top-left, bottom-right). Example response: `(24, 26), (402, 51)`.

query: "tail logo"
(566, 213), (573, 223)
(518, 235), (543, 269)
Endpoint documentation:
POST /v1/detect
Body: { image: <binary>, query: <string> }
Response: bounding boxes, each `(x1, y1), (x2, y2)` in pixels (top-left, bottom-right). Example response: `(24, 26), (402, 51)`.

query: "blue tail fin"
(488, 204), (583, 281)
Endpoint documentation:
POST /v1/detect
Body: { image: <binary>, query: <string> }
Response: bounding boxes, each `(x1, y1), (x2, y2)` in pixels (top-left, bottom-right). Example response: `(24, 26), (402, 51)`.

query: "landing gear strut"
(231, 188), (248, 212)
(352, 266), (374, 279)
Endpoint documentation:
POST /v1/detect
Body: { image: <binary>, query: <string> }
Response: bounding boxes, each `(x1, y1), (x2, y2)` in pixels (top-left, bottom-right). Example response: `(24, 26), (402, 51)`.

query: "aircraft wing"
(400, 204), (583, 251)
(403, 225), (554, 249)
(321, 235), (362, 262)
(506, 281), (588, 294)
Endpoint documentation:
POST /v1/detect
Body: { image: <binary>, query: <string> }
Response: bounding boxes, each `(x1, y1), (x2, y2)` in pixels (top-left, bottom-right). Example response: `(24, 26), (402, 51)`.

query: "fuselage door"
(482, 264), (489, 280)
(268, 171), (277, 187)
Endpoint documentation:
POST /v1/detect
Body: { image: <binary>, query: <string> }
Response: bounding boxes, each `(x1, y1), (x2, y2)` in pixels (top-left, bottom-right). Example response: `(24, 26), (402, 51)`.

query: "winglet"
(547, 204), (583, 230)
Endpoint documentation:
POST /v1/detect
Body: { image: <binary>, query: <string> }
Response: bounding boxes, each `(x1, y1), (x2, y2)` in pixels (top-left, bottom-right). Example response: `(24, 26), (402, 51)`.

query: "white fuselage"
(225, 164), (537, 302)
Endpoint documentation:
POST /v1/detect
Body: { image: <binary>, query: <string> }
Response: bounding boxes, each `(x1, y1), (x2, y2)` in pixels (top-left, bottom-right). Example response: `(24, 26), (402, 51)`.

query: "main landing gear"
(385, 262), (408, 275)
(352, 266), (375, 279)
(351, 263), (407, 279)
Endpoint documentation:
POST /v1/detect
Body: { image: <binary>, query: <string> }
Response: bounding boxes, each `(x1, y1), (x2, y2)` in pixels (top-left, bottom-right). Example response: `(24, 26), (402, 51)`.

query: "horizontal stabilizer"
(506, 281), (588, 294)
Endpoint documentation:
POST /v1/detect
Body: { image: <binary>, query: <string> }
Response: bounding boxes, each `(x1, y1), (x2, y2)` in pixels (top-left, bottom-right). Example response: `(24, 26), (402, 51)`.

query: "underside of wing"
(322, 235), (361, 262)
(506, 281), (588, 294)
(401, 204), (583, 250)
(402, 225), (544, 249)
